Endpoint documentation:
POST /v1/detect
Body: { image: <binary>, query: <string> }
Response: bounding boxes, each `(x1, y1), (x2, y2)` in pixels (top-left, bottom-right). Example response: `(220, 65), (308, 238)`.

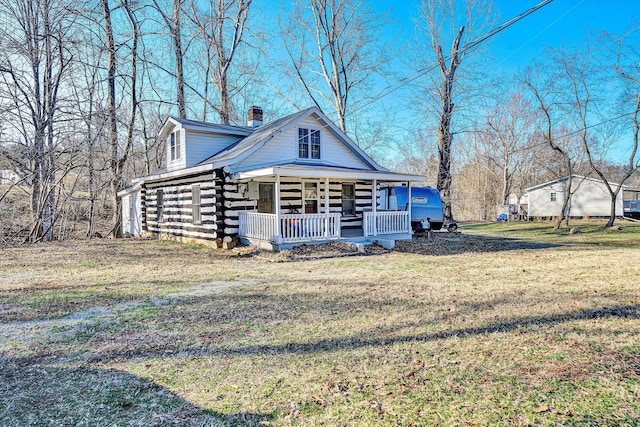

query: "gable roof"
(524, 174), (628, 193)
(134, 107), (425, 184)
(197, 108), (313, 166)
(196, 107), (384, 171)
(159, 116), (254, 138)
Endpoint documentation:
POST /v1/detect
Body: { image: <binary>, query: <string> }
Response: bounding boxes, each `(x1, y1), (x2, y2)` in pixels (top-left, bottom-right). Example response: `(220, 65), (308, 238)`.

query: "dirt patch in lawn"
(244, 232), (560, 261)
(394, 231), (560, 255)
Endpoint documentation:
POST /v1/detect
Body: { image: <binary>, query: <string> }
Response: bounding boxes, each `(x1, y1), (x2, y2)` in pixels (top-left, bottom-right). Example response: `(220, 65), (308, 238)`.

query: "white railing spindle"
(363, 211), (410, 236)
(239, 211), (341, 243)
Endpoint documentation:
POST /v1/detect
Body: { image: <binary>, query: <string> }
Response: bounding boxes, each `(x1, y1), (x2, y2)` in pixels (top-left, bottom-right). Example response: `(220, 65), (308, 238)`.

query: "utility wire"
(497, 0), (585, 65)
(349, 0), (555, 117)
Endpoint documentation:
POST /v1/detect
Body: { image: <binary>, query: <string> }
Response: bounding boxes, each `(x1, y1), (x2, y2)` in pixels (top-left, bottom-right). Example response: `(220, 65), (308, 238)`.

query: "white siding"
(528, 182), (566, 217)
(122, 190), (142, 236)
(569, 179), (623, 217)
(185, 130), (240, 167)
(528, 178), (624, 217)
(236, 116), (371, 170)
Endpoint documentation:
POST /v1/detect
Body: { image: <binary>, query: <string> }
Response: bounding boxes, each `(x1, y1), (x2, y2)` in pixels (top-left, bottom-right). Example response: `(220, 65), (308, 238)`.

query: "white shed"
(119, 182), (142, 236)
(524, 175), (625, 218)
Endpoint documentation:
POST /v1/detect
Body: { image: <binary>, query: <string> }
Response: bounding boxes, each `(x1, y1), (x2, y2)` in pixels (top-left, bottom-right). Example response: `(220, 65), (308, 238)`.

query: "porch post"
(325, 177), (330, 238)
(407, 181), (412, 234)
(275, 175), (282, 244)
(372, 179), (377, 237)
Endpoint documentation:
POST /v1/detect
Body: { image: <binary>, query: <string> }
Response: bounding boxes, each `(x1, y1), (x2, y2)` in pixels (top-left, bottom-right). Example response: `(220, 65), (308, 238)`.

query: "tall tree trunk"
(42, 0), (55, 241)
(219, 70), (230, 124)
(43, 117), (56, 241)
(86, 121), (95, 237)
(172, 0), (186, 118)
(435, 26), (464, 224)
(557, 170), (571, 229)
(30, 128), (45, 241)
(101, 0), (121, 237)
(153, 0), (187, 118)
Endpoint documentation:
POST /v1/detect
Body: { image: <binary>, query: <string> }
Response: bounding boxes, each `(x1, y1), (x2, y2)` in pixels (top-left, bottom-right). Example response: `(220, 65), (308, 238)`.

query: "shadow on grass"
(0, 361), (274, 426)
(197, 304), (640, 357)
(44, 302), (636, 364)
(394, 233), (562, 256)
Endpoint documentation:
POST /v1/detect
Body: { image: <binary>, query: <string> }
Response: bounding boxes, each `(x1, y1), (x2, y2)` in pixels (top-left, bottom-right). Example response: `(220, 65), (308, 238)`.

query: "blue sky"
(380, 0), (640, 163)
(382, 0), (639, 71)
(264, 1), (639, 164)
(490, 0), (639, 71)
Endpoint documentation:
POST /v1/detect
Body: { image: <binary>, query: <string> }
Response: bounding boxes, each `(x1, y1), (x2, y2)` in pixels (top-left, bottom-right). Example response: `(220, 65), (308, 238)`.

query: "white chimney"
(247, 106), (263, 127)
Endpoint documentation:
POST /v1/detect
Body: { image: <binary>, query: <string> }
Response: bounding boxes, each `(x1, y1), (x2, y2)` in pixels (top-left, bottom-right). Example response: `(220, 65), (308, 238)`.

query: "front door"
(257, 183), (274, 213)
(303, 181), (319, 214)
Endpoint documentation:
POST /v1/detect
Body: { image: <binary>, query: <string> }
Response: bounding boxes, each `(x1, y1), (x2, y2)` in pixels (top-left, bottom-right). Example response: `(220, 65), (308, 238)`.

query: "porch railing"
(238, 212), (278, 242)
(238, 211), (340, 243)
(363, 211), (410, 236)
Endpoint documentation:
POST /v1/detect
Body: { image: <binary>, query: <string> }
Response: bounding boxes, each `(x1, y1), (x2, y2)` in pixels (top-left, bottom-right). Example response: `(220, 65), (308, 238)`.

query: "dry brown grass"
(1, 226), (639, 426)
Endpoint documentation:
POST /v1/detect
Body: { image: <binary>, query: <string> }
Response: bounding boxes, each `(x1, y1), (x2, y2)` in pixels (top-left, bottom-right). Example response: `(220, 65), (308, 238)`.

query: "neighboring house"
(119, 106), (424, 250)
(523, 175), (640, 219)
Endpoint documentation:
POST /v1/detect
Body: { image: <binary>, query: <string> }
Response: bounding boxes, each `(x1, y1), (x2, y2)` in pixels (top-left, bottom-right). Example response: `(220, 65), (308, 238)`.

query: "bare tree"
(187, 0), (254, 124)
(280, 0), (390, 133)
(484, 91), (538, 205)
(523, 62), (589, 230)
(152, 0), (187, 118)
(68, 41), (106, 238)
(552, 33), (640, 228)
(0, 0), (74, 241)
(100, 0), (140, 237)
(609, 30), (640, 225)
(413, 0), (495, 224)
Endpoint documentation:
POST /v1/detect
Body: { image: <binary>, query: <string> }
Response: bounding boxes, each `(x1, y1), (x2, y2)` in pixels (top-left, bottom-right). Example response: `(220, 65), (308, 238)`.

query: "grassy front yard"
(1, 221), (639, 426)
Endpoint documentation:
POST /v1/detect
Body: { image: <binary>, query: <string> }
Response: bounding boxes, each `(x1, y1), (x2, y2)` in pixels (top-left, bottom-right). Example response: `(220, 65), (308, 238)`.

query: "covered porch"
(231, 164), (423, 250)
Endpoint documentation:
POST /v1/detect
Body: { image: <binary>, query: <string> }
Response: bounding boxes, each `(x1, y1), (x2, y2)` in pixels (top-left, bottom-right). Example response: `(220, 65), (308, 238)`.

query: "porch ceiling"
(230, 164), (424, 183)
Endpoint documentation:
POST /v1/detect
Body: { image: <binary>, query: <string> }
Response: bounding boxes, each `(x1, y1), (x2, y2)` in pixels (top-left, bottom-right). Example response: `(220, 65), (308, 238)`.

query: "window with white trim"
(550, 192), (557, 202)
(192, 185), (201, 224)
(157, 189), (164, 222)
(298, 128), (320, 159)
(170, 130), (181, 161)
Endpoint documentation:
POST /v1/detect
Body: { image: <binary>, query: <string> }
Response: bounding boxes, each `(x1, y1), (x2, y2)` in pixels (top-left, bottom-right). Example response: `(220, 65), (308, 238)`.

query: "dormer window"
(298, 128), (320, 160)
(170, 130), (181, 161)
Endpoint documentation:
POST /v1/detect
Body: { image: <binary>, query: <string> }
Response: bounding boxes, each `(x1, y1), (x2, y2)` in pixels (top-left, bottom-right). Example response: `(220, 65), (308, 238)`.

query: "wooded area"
(1, 0), (639, 244)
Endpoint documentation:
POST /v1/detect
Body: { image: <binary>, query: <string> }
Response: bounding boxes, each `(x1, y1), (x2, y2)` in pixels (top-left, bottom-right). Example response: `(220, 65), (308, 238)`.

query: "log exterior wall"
(142, 170), (223, 242)
(140, 169), (379, 242)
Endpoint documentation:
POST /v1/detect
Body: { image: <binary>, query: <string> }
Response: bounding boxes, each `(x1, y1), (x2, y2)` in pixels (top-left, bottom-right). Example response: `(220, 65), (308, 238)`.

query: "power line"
(497, 0), (585, 65)
(539, 111), (637, 143)
(349, 0), (555, 117)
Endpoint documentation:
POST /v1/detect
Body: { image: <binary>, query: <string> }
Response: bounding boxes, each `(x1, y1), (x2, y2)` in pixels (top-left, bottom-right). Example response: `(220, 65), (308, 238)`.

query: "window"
(170, 130), (181, 161)
(258, 183), (274, 213)
(550, 192), (557, 202)
(156, 189), (164, 222)
(342, 183), (356, 216)
(303, 181), (319, 214)
(192, 185), (201, 224)
(298, 128), (320, 159)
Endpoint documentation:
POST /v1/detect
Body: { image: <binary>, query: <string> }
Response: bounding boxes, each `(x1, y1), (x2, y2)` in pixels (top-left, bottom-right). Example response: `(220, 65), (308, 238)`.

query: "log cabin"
(118, 106), (424, 250)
